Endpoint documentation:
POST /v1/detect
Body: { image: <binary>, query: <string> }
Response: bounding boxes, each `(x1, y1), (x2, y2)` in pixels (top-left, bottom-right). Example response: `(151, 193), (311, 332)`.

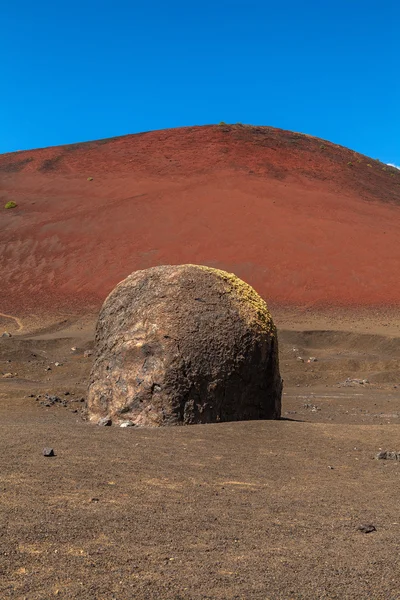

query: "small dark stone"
(64, 391), (70, 395)
(357, 524), (376, 534)
(43, 448), (55, 457)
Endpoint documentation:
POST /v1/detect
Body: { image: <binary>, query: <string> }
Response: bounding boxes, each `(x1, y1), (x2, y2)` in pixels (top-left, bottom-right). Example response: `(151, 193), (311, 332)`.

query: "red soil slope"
(1, 124), (399, 317)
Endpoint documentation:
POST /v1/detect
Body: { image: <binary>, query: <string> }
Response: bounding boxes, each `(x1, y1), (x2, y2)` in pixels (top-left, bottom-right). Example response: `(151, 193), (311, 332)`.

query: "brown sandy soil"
(1, 313), (399, 599)
(0, 124), (400, 320)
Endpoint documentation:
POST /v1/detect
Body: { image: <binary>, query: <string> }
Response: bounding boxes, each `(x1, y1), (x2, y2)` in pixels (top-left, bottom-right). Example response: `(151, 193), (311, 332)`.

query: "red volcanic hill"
(1, 124), (400, 318)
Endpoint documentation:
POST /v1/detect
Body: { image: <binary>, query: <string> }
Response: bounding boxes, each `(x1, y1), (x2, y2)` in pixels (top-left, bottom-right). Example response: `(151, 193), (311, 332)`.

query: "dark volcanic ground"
(1, 314), (400, 599)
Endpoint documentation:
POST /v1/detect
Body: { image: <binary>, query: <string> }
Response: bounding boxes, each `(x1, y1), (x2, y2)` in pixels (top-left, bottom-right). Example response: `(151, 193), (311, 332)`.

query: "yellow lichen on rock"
(189, 265), (274, 335)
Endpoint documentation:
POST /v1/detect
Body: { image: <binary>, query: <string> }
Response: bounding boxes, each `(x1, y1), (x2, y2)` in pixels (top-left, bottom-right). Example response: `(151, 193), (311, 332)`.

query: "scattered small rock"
(43, 448), (55, 457)
(376, 450), (400, 460)
(39, 394), (67, 408)
(357, 524), (376, 534)
(297, 356), (304, 362)
(98, 417), (112, 426)
(54, 362), (62, 367)
(1, 332), (12, 338)
(303, 403), (320, 412)
(84, 350), (93, 358)
(307, 357), (317, 363)
(339, 378), (370, 387)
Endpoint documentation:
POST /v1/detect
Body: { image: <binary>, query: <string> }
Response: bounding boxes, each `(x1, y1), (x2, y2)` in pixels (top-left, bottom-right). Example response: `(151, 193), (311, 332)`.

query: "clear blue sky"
(1, 1), (399, 164)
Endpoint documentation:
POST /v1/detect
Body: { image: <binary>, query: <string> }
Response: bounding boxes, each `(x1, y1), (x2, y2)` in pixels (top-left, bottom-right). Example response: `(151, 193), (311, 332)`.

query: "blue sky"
(1, 1), (399, 164)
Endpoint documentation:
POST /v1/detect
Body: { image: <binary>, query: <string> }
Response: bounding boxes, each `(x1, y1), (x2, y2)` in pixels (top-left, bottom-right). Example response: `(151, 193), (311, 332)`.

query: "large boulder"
(87, 265), (282, 426)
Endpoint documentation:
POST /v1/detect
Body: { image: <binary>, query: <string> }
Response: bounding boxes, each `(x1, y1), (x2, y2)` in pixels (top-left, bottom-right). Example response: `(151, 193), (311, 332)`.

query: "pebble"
(1, 332), (12, 338)
(357, 524), (376, 534)
(84, 350), (93, 358)
(98, 417), (112, 426)
(120, 421), (133, 428)
(43, 448), (55, 457)
(2, 372), (16, 378)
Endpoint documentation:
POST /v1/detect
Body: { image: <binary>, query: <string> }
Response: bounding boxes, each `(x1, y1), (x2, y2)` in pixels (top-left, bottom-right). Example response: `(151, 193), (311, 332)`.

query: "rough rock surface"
(87, 265), (282, 426)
